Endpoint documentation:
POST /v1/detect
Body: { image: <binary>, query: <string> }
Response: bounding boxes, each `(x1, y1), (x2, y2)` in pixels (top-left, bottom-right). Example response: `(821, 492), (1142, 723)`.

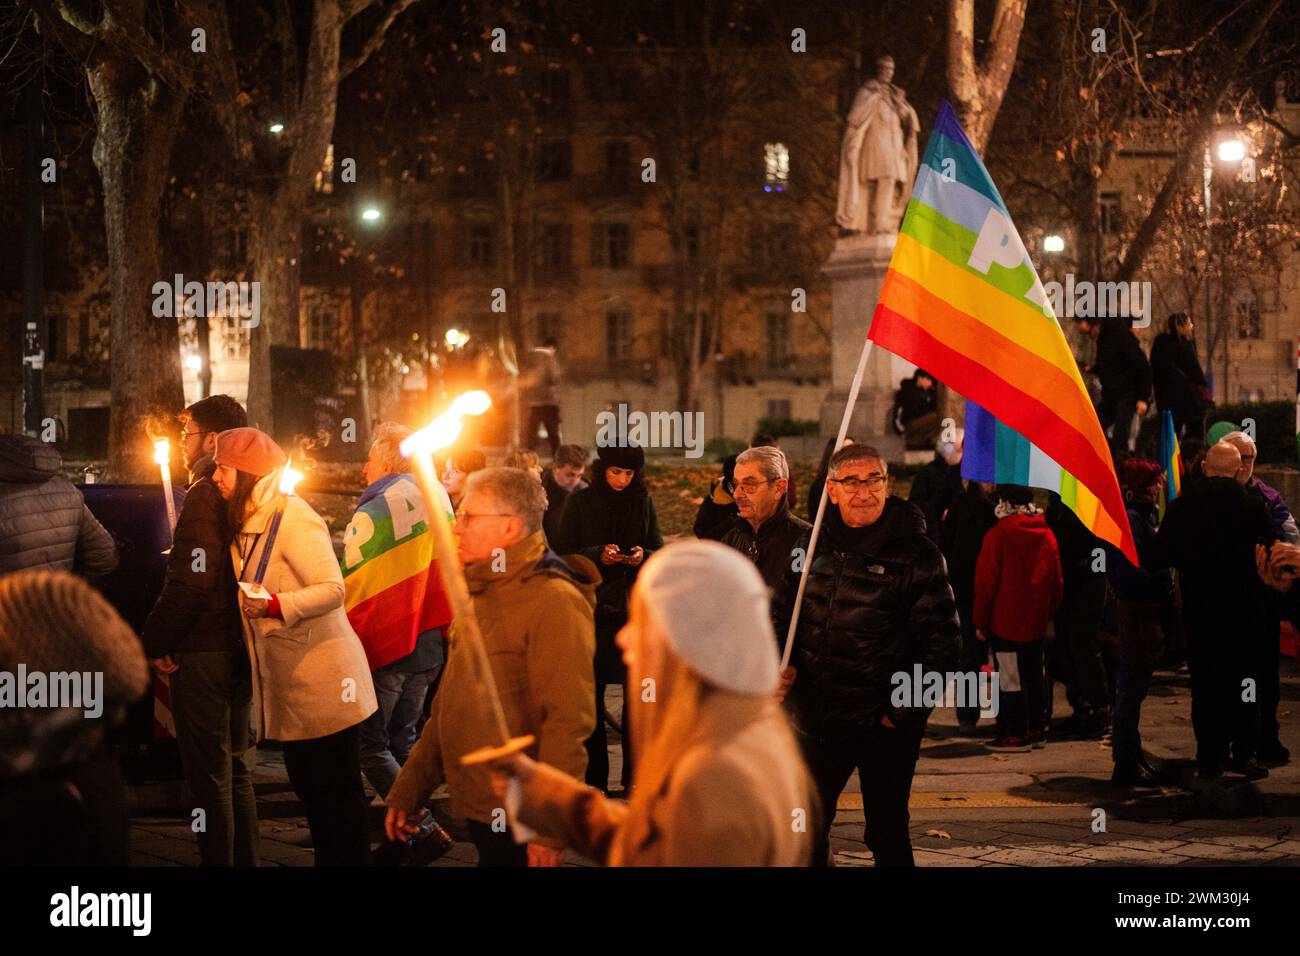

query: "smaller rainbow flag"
(1159, 410), (1182, 505)
(342, 473), (453, 671)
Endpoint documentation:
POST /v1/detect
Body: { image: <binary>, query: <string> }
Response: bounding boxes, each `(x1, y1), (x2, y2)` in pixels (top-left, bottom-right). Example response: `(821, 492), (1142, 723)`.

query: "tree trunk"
(947, 0), (1028, 156)
(89, 65), (187, 480)
(246, 196), (305, 436)
(244, 0), (347, 439)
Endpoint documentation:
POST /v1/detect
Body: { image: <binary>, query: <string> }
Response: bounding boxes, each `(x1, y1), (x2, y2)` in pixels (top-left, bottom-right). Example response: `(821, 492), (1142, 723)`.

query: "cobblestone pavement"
(128, 659), (1300, 867)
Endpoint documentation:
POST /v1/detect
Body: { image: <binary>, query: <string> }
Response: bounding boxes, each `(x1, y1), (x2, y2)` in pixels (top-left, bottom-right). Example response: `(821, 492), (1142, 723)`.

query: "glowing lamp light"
(445, 328), (470, 349)
(1217, 138), (1246, 163)
(269, 122), (285, 134)
(401, 390), (493, 458)
(361, 207), (382, 222)
(154, 439), (170, 466)
(1043, 234), (1065, 253)
(185, 354), (203, 371)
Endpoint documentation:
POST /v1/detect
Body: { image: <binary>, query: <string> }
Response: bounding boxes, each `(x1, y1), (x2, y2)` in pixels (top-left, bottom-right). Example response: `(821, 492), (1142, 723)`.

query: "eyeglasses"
(180, 429), (211, 440)
(454, 509), (514, 524)
(829, 475), (887, 493)
(724, 477), (774, 495)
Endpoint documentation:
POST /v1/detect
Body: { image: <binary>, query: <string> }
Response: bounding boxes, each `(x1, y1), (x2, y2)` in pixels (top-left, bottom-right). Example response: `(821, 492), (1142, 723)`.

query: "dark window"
(764, 312), (790, 369)
(1236, 296), (1262, 339)
(539, 69), (571, 116)
(537, 222), (571, 270)
(307, 304), (338, 350)
(594, 222), (632, 269)
(767, 399), (792, 420)
(536, 311), (562, 348)
(683, 225), (701, 263)
(757, 221), (798, 275)
(592, 65), (637, 102)
(468, 223), (496, 267)
(537, 139), (572, 181)
(606, 311), (634, 365)
(603, 140), (631, 188)
(1100, 192), (1122, 235)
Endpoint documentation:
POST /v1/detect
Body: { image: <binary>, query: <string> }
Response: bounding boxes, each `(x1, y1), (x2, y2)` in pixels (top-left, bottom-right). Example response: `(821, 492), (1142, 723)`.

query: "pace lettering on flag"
(341, 473), (454, 671)
(867, 100), (1136, 564)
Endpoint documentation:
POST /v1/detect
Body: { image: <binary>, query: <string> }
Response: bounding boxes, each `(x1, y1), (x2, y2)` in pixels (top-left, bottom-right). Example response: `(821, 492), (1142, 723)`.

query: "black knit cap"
(596, 442), (645, 471)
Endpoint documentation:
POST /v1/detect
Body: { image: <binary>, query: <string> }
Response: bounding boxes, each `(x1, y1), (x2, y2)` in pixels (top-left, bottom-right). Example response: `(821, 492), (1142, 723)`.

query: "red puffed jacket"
(974, 512), (1063, 643)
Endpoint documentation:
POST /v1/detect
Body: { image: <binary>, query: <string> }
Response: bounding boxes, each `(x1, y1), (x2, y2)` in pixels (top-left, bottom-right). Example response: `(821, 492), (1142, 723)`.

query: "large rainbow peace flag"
(341, 473), (454, 671)
(868, 100), (1136, 563)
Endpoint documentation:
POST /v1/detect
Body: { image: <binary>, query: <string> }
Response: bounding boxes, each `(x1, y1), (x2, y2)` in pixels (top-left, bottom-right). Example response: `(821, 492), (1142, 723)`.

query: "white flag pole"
(780, 332), (878, 671)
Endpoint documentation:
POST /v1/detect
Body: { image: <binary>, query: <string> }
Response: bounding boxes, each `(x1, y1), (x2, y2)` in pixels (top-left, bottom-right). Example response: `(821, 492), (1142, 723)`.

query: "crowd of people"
(0, 309), (1295, 867)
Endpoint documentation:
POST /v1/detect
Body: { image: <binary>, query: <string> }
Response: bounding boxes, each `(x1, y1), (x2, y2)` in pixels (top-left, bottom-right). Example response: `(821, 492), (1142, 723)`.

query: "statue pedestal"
(819, 233), (914, 460)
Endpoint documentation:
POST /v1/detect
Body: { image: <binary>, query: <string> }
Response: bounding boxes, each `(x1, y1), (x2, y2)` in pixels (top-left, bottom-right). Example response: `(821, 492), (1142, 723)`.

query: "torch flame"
(154, 438), (170, 466)
(401, 390), (493, 457)
(279, 460), (304, 496)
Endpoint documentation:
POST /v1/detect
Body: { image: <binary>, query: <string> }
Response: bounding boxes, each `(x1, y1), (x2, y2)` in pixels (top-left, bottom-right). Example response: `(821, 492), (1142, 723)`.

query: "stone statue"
(835, 55), (920, 236)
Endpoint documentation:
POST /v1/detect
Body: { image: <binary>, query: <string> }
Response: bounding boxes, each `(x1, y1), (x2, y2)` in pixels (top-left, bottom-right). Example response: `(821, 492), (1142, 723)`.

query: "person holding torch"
(384, 466), (599, 867)
(481, 540), (814, 866)
(212, 427), (378, 866)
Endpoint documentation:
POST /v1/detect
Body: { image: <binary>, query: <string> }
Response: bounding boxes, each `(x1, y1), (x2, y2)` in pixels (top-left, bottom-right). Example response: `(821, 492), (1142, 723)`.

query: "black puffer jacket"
(0, 435), (117, 576)
(772, 496), (960, 738)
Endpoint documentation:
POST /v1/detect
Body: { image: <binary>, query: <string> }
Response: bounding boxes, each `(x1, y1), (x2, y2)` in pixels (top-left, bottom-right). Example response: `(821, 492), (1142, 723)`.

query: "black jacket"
(1150, 331), (1208, 419)
(0, 435), (117, 576)
(1154, 476), (1274, 643)
(720, 501), (811, 591)
(891, 379), (937, 433)
(939, 483), (997, 604)
(140, 458), (243, 658)
(909, 455), (965, 547)
(1045, 492), (1101, 583)
(1093, 318), (1152, 406)
(772, 497), (960, 737)
(541, 470), (586, 545)
(556, 481), (665, 624)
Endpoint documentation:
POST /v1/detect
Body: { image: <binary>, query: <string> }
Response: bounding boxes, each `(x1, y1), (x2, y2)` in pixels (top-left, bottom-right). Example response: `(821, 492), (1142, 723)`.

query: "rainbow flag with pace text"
(867, 100), (1135, 563)
(342, 473), (454, 671)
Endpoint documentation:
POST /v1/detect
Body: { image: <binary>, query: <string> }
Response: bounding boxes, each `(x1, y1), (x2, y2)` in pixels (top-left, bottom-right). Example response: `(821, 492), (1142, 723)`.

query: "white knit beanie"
(636, 540), (780, 696)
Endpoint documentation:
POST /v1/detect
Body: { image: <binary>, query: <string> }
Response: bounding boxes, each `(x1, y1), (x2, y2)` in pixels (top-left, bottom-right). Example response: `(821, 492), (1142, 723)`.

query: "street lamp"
(1217, 138), (1247, 163)
(361, 206), (382, 223)
(1202, 126), (1251, 401)
(268, 122), (285, 134)
(444, 328), (469, 350)
(1043, 234), (1066, 253)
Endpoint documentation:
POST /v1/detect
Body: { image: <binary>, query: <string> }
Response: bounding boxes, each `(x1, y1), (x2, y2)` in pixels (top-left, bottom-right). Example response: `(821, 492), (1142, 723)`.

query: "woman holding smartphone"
(212, 427), (377, 865)
(554, 442), (662, 793)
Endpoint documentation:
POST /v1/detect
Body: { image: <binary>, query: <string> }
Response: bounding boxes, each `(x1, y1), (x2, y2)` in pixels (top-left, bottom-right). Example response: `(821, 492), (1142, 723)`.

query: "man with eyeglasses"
(386, 467), (598, 867)
(721, 446), (809, 590)
(141, 394), (259, 866)
(772, 443), (960, 867)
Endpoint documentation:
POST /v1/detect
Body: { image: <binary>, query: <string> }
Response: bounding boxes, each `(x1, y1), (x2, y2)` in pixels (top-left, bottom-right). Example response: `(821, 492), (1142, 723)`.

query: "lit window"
(764, 142), (789, 193)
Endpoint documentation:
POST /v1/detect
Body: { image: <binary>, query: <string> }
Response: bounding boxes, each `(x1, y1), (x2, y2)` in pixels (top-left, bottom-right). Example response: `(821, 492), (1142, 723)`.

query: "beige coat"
(386, 531), (597, 846)
(231, 473), (377, 742)
(516, 693), (813, 866)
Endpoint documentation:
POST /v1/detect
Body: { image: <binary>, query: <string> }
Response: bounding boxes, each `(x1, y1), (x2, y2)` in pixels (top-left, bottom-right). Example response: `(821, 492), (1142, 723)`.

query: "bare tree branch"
(339, 0), (417, 81)
(1115, 0), (1283, 282)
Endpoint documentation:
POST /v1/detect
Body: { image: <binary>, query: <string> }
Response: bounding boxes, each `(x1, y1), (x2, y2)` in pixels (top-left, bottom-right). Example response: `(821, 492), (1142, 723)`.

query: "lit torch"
(400, 391), (532, 765)
(252, 459), (304, 586)
(154, 439), (178, 542)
